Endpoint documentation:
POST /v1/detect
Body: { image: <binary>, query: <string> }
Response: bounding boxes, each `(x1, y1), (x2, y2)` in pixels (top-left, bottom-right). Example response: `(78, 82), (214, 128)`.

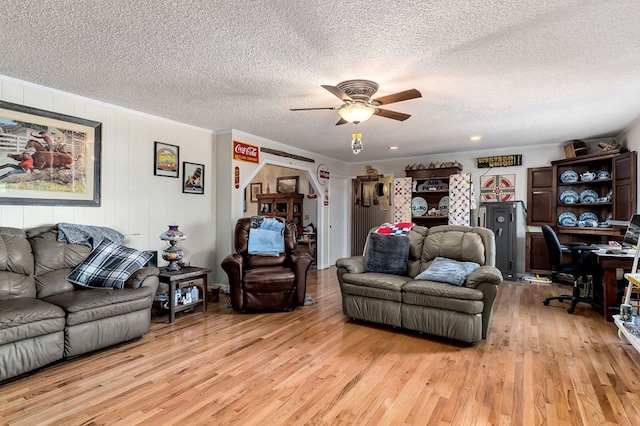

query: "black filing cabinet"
(486, 202), (517, 279)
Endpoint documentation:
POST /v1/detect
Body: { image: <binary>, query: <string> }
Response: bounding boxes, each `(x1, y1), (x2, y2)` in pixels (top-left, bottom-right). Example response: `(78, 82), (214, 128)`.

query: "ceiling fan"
(290, 79), (422, 125)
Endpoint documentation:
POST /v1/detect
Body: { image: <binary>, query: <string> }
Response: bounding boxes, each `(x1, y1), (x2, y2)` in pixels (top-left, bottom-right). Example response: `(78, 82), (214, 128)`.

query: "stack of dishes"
(578, 212), (599, 227)
(560, 190), (579, 204)
(580, 189), (599, 203)
(558, 212), (577, 226)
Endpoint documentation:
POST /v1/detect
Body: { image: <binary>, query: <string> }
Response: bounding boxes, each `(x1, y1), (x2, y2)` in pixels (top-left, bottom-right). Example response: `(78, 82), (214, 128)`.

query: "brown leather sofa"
(0, 225), (159, 382)
(336, 225), (502, 344)
(221, 218), (313, 311)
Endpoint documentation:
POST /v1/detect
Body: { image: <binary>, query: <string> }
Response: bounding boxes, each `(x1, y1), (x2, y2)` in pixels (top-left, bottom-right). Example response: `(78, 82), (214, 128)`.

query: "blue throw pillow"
(364, 233), (410, 276)
(415, 256), (480, 286)
(66, 239), (153, 289)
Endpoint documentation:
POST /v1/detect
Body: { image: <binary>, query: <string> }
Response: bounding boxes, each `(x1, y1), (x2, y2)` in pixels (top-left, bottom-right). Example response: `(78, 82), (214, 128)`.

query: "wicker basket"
(564, 140), (589, 158)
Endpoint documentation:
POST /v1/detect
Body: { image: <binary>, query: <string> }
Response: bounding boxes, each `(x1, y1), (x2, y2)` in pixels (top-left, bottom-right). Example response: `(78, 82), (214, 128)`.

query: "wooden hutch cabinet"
(526, 150), (637, 272)
(256, 193), (304, 225)
(406, 166), (462, 227)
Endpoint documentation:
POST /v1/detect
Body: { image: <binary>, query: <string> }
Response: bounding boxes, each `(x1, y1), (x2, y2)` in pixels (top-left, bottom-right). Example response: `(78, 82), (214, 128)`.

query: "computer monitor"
(622, 214), (640, 248)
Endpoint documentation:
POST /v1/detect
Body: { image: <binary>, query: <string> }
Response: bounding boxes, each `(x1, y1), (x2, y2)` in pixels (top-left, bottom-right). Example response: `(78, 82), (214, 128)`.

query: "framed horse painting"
(0, 101), (101, 206)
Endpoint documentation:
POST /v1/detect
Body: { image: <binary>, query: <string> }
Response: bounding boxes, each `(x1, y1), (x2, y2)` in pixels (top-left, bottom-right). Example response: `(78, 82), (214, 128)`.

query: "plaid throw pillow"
(66, 239), (153, 289)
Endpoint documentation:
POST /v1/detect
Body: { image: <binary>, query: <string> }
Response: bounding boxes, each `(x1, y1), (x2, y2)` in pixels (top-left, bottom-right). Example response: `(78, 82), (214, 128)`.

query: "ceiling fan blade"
(335, 118), (348, 126)
(289, 107), (338, 111)
(321, 85), (352, 101)
(373, 89), (422, 106)
(375, 108), (411, 121)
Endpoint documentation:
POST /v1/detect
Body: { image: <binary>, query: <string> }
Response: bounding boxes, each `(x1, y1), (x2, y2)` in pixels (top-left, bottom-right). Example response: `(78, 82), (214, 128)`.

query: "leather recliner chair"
(221, 218), (313, 311)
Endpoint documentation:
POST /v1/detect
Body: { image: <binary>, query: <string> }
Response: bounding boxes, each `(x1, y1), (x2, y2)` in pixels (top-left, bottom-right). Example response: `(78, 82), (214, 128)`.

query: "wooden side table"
(158, 266), (211, 323)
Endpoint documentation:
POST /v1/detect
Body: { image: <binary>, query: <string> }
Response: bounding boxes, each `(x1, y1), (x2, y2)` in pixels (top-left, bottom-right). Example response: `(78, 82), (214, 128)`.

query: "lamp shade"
(159, 225), (186, 241)
(338, 103), (376, 124)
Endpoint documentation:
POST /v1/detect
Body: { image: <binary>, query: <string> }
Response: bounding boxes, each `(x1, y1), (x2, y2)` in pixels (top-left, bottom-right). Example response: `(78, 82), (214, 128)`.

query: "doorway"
(244, 163), (322, 264)
(350, 177), (393, 255)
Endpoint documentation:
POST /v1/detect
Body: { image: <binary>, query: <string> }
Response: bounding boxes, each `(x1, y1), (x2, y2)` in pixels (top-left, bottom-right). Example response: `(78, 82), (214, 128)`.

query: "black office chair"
(541, 225), (603, 314)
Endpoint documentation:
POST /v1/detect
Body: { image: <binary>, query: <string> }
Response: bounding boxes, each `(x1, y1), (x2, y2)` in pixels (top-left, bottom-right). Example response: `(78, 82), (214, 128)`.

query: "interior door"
(329, 177), (348, 265)
(350, 177), (393, 256)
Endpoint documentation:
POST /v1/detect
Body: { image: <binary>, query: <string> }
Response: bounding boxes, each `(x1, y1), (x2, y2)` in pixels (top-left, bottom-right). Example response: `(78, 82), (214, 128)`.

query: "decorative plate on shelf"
(438, 196), (449, 213)
(580, 189), (599, 203)
(596, 170), (611, 179)
(411, 197), (428, 216)
(579, 212), (599, 222)
(559, 190), (579, 204)
(560, 170), (579, 183)
(558, 212), (577, 227)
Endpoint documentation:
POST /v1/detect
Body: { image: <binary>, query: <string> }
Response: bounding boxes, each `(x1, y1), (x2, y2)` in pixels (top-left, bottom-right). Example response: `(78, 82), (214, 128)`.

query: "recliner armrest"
(335, 256), (366, 274)
(465, 265), (503, 288)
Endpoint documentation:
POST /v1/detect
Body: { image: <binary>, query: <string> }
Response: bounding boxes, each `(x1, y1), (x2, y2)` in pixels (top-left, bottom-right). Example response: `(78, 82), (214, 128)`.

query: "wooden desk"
(594, 252), (634, 322)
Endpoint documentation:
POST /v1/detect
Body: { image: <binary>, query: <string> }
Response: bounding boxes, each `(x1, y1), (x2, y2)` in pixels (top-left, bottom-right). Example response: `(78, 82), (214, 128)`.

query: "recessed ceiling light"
(469, 136), (481, 141)
(389, 146), (398, 150)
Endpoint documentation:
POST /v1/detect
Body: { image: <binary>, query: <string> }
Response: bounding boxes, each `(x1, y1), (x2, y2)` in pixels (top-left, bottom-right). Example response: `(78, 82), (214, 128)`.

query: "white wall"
(0, 77), (216, 270)
(214, 130), (349, 286)
(619, 116), (640, 212)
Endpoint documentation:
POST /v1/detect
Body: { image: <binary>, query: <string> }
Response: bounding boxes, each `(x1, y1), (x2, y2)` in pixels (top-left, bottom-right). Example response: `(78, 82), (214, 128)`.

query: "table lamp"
(159, 225), (187, 271)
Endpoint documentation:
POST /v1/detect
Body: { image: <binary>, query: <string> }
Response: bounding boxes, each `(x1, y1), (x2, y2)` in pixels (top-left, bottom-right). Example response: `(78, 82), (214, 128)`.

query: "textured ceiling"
(2, 0), (640, 163)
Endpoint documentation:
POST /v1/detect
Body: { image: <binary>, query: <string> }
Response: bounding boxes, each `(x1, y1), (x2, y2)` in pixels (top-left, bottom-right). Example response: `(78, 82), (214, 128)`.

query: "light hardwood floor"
(2, 268), (640, 425)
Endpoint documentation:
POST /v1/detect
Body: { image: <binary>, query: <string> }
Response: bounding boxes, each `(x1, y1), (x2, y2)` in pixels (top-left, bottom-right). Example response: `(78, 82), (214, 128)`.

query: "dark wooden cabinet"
(527, 167), (555, 225)
(525, 150), (636, 272)
(256, 193), (303, 225)
(406, 167), (462, 227)
(613, 151), (636, 221)
(525, 232), (551, 274)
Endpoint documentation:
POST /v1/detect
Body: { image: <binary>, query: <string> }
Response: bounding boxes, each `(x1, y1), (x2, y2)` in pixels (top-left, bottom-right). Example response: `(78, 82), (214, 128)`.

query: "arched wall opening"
(239, 159), (325, 267)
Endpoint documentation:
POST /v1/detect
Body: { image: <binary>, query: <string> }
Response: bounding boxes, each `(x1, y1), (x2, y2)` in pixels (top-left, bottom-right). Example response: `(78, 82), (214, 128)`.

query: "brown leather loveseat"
(0, 225), (159, 382)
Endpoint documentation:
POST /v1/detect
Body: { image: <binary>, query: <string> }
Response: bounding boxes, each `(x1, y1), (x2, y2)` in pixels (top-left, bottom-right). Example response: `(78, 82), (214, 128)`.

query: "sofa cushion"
(341, 272), (411, 302)
(422, 227), (486, 265)
(415, 256), (480, 286)
(28, 225), (93, 276)
(42, 286), (154, 326)
(402, 280), (484, 314)
(35, 268), (76, 299)
(67, 240), (153, 289)
(0, 227), (36, 300)
(0, 298), (66, 345)
(365, 233), (410, 276)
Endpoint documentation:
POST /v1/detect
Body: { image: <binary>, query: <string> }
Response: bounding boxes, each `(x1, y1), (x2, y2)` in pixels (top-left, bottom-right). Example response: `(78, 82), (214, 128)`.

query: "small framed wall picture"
(182, 162), (204, 194)
(250, 182), (262, 202)
(276, 176), (299, 193)
(154, 141), (180, 178)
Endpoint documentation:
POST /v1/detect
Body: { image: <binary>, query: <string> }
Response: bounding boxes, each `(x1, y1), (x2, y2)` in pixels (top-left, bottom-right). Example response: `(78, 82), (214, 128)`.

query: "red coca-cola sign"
(233, 141), (259, 163)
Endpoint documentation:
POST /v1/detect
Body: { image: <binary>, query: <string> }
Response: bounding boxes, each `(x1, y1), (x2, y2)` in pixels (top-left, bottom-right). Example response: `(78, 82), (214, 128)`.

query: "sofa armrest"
(465, 265), (503, 288)
(124, 267), (159, 290)
(335, 256), (366, 274)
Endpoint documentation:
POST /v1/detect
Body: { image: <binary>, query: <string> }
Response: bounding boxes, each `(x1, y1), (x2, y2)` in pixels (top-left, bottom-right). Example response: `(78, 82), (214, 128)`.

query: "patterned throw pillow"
(66, 239), (153, 289)
(415, 256), (480, 286)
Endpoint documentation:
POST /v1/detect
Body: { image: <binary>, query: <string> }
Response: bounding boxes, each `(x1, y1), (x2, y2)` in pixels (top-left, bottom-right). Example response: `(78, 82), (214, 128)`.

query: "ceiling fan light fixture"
(338, 103), (376, 124)
(351, 133), (363, 155)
